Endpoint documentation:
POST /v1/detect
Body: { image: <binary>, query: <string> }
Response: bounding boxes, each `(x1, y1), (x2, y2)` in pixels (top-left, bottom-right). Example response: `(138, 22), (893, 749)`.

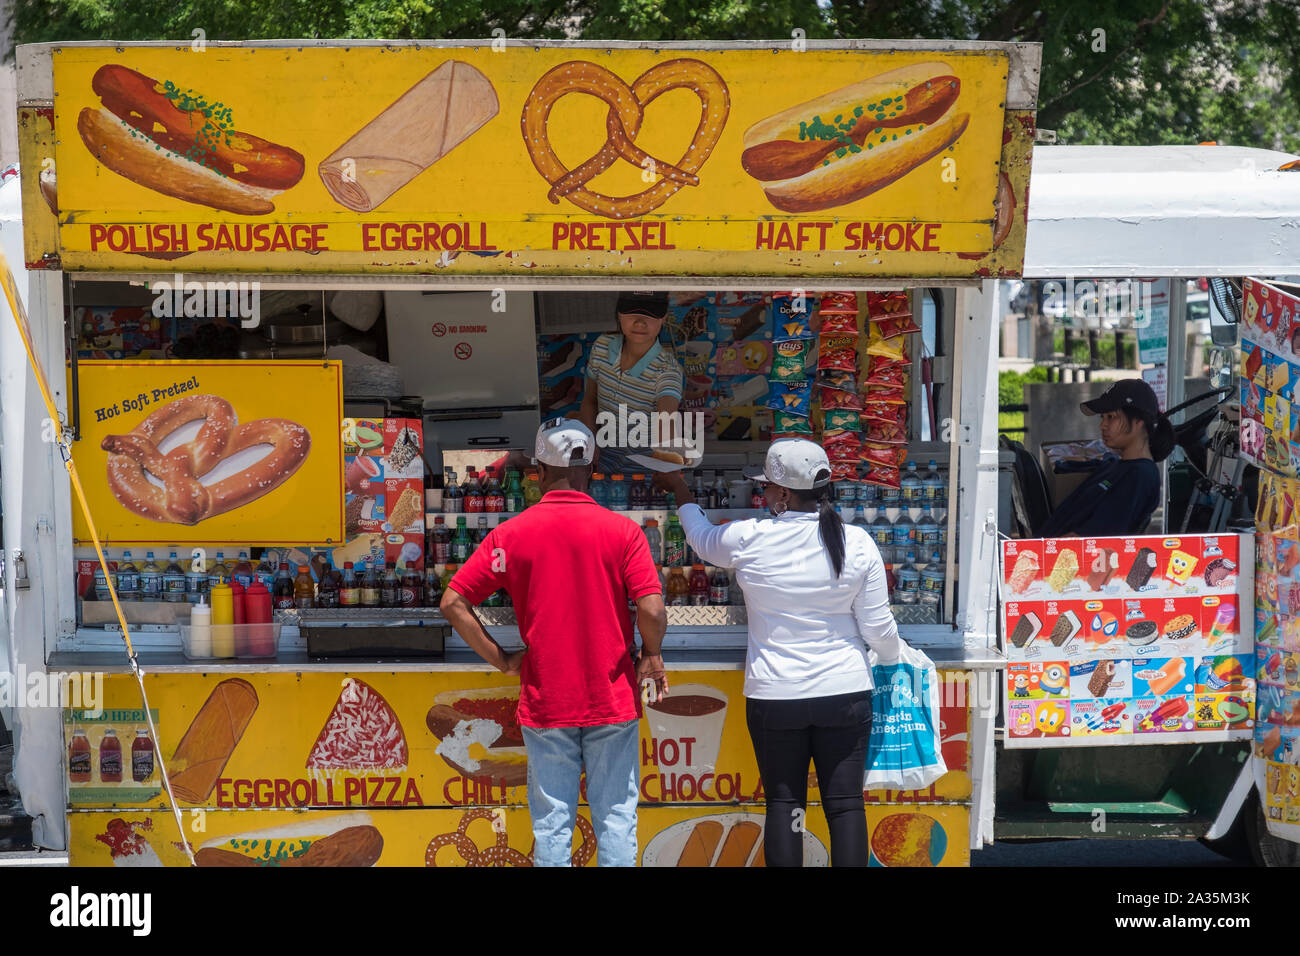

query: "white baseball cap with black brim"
(532, 417), (595, 467)
(743, 438), (832, 491)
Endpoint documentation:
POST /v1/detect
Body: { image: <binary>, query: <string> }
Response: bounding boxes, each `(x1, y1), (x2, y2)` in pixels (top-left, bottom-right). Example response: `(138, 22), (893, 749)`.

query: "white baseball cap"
(743, 438), (831, 490)
(532, 417), (595, 467)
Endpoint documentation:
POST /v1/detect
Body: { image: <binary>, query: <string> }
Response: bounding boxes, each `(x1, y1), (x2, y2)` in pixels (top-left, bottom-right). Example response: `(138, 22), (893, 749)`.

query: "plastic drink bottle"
(272, 563), (295, 610)
(643, 519), (663, 565)
(922, 460), (944, 504)
(451, 517), (473, 563)
(293, 565), (315, 609)
(116, 551), (139, 602)
(253, 552), (276, 590)
(871, 509), (895, 563)
(162, 552), (187, 603)
(709, 568), (730, 605)
(688, 564), (710, 605)
(231, 551), (255, 588)
(340, 563), (359, 607)
(505, 470), (525, 512)
(360, 563), (381, 607)
(317, 564), (339, 608)
(852, 505), (870, 528)
(629, 474), (649, 510)
(443, 468), (464, 513)
(921, 550), (945, 602)
(896, 551), (921, 603)
(892, 507), (916, 556)
(916, 504), (940, 550)
(484, 470), (505, 513)
(523, 470), (542, 508)
(380, 562), (400, 607)
(901, 461), (923, 504)
(431, 516), (452, 563)
(463, 468), (484, 513)
(664, 513), (687, 567)
(666, 568), (689, 606)
(139, 552), (163, 601)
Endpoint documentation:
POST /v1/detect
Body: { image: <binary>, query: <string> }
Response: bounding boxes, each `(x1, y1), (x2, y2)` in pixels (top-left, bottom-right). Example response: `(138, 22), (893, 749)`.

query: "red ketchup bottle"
(231, 580), (246, 625)
(244, 581), (275, 657)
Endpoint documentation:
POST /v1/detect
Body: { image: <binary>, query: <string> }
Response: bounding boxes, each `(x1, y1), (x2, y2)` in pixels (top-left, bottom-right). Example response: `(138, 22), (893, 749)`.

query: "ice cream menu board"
(1000, 534), (1254, 749)
(1240, 278), (1300, 478)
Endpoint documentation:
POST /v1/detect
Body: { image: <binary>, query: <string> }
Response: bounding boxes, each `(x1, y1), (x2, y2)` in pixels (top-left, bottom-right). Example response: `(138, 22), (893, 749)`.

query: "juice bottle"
(664, 513), (687, 567)
(523, 469), (542, 508)
(116, 551), (140, 602)
(272, 563), (295, 610)
(629, 474), (649, 510)
(688, 564), (709, 606)
(131, 729), (155, 783)
(138, 551), (162, 601)
(99, 728), (123, 783)
(162, 551), (187, 603)
(68, 728), (91, 783)
(339, 563), (359, 607)
(441, 563), (459, 593)
(666, 567), (689, 606)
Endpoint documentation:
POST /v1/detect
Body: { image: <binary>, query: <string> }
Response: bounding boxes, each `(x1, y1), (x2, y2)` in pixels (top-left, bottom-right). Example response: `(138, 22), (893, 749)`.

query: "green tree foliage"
(12, 0), (1300, 151)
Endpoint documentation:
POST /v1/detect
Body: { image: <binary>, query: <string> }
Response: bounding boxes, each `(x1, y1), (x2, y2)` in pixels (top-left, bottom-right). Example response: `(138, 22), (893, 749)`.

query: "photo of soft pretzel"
(425, 808), (597, 867)
(521, 58), (729, 220)
(101, 393), (311, 525)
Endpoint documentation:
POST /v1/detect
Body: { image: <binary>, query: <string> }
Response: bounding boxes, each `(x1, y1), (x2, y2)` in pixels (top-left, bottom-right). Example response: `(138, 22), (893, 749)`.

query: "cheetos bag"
(864, 642), (947, 790)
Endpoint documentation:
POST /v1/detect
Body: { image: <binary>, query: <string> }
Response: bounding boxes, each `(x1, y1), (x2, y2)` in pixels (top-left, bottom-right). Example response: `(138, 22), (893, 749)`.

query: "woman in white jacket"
(657, 439), (900, 867)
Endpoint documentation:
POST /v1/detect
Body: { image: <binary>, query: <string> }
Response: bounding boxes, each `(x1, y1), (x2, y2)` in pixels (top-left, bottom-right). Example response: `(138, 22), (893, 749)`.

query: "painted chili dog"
(77, 65), (305, 215)
(740, 62), (970, 213)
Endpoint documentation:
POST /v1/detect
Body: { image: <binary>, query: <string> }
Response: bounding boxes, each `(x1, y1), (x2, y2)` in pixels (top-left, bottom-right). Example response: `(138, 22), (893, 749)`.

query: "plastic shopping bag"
(865, 642), (947, 791)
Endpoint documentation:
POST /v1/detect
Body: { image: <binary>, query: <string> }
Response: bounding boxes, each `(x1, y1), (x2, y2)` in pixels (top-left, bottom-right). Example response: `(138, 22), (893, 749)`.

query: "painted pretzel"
(101, 393), (311, 525)
(424, 808), (598, 867)
(521, 58), (730, 220)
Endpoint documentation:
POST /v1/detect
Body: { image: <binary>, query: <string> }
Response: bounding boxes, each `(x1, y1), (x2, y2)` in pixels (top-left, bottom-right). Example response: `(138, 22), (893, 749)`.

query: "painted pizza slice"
(307, 678), (408, 770)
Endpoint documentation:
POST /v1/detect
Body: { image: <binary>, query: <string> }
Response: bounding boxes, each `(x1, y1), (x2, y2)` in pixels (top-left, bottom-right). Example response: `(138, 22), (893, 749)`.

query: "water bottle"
(901, 461), (923, 505)
(870, 509), (894, 563)
(922, 459), (944, 505)
(162, 551), (187, 603)
(896, 551), (921, 604)
(138, 551), (162, 601)
(921, 550), (945, 602)
(116, 551), (140, 602)
(589, 472), (609, 507)
(856, 481), (879, 506)
(916, 504), (940, 551)
(892, 507), (916, 558)
(878, 480), (901, 508)
(852, 505), (870, 529)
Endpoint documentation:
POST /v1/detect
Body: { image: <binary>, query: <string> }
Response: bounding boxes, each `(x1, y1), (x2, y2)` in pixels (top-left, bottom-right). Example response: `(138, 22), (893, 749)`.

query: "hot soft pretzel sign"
(31, 42), (1037, 279)
(71, 361), (345, 545)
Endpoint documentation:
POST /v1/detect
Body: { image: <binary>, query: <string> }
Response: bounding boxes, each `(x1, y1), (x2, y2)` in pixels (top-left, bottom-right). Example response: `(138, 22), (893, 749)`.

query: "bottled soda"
(711, 470), (728, 509)
(340, 562), (359, 607)
(424, 564), (442, 607)
(666, 567), (689, 606)
(430, 516), (451, 564)
(272, 563), (295, 610)
(380, 562), (400, 607)
(162, 551), (187, 603)
(317, 563), (339, 608)
(484, 470), (505, 513)
(360, 563), (381, 607)
(116, 551), (140, 602)
(693, 471), (708, 508)
(505, 470), (525, 512)
(688, 564), (709, 606)
(709, 567), (730, 605)
(400, 562), (422, 608)
(664, 513), (687, 567)
(463, 468), (484, 513)
(451, 517), (473, 563)
(293, 565), (315, 610)
(474, 515), (491, 550)
(443, 467), (464, 513)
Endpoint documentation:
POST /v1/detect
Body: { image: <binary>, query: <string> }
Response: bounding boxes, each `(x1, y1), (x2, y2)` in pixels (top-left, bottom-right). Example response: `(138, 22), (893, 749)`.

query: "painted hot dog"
(741, 62), (969, 213)
(77, 65), (305, 215)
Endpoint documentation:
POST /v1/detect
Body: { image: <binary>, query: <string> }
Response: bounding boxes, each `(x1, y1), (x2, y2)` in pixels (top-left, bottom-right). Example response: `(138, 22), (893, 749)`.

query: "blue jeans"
(522, 719), (640, 867)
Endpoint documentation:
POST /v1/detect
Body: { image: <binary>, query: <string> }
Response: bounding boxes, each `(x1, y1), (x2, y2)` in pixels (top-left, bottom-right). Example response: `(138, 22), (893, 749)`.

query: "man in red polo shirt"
(441, 418), (667, 866)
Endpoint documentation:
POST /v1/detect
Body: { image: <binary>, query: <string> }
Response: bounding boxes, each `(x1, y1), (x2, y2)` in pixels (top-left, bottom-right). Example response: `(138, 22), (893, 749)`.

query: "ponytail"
(1149, 413), (1176, 462)
(791, 481), (846, 577)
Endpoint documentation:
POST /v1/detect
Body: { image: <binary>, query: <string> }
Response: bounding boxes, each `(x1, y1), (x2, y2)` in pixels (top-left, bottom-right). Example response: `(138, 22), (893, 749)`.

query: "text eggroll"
(318, 60), (499, 212)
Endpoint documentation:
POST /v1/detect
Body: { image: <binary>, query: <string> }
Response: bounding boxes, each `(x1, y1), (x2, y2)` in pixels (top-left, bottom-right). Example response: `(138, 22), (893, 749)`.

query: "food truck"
(3, 37), (1039, 866)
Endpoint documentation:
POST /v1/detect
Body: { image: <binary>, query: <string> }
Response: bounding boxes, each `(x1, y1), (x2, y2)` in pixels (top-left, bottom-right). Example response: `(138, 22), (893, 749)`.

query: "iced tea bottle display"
(131, 729), (155, 783)
(99, 728), (123, 783)
(68, 727), (91, 783)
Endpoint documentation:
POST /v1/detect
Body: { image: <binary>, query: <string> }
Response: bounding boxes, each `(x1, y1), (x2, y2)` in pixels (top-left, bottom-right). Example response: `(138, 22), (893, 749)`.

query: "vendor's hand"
(636, 653), (669, 704)
(501, 649), (527, 676)
(653, 471), (692, 506)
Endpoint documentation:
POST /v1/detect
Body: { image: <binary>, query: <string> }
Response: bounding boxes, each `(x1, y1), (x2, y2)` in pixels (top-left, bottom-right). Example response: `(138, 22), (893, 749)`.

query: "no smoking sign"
(454, 342), (473, 361)
(431, 322), (447, 337)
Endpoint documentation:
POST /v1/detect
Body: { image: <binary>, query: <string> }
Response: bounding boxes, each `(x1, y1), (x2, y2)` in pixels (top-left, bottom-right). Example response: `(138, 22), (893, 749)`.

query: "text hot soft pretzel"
(101, 394), (311, 525)
(425, 808), (597, 867)
(521, 58), (730, 220)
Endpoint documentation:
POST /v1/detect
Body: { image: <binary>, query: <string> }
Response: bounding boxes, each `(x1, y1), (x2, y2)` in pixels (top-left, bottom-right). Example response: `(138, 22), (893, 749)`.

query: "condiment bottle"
(293, 565), (315, 609)
(244, 581), (274, 657)
(131, 730), (155, 783)
(231, 580), (246, 625)
(99, 728), (122, 783)
(188, 596), (213, 657)
(209, 580), (235, 658)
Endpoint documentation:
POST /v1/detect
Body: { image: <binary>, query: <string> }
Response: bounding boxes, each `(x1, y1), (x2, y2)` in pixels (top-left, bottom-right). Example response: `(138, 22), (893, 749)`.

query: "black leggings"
(746, 691), (871, 867)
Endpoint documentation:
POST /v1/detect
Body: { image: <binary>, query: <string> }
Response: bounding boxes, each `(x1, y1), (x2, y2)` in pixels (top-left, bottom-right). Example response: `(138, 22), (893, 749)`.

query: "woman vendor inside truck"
(574, 290), (684, 470)
(1039, 378), (1176, 537)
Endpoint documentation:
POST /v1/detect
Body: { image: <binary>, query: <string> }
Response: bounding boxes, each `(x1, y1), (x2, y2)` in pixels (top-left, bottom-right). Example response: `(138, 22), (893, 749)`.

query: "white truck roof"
(1025, 144), (1300, 278)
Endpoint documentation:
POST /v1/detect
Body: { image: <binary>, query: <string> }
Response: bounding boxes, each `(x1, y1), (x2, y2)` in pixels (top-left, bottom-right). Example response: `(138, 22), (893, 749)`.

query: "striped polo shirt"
(585, 333), (683, 415)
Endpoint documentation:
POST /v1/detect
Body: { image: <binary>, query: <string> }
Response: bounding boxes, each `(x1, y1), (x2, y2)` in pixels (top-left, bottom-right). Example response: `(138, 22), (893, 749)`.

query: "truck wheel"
(1246, 792), (1300, 867)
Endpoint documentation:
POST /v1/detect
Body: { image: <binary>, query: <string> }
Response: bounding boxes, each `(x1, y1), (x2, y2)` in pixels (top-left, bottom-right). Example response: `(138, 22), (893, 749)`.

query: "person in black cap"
(577, 291), (683, 470)
(1039, 378), (1176, 537)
